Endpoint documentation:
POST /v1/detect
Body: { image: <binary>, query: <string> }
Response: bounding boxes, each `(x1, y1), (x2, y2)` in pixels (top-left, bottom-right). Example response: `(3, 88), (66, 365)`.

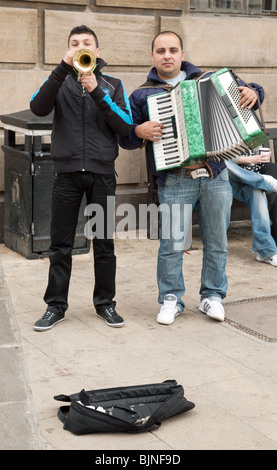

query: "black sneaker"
(96, 307), (124, 328)
(33, 310), (65, 331)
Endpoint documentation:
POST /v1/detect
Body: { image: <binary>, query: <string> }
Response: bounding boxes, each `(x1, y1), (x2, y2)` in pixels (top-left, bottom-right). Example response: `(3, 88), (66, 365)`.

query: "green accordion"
(147, 68), (268, 172)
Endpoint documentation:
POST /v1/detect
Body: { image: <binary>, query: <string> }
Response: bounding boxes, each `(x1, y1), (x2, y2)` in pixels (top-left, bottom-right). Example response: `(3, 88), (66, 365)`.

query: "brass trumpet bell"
(73, 48), (97, 81)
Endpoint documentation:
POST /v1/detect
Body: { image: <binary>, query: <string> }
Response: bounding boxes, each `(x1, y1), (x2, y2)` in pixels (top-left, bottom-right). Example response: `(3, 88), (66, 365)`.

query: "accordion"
(147, 68), (268, 171)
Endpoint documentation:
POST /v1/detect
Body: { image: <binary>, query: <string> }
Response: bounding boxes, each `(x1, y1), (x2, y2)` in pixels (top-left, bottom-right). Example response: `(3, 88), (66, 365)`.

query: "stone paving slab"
(225, 296), (277, 343)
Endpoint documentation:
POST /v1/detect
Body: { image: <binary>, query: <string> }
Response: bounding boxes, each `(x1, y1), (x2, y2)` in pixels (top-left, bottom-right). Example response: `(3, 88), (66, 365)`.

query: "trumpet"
(73, 48), (97, 81)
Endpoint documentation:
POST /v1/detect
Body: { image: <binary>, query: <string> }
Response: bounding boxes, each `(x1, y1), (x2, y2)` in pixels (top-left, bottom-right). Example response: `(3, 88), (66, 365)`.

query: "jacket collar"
(94, 57), (107, 75)
(147, 61), (202, 83)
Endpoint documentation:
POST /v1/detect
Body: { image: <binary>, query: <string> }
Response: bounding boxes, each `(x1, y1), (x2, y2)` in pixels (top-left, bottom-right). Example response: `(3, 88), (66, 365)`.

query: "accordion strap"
(137, 72), (212, 91)
(194, 70), (213, 81)
(137, 81), (173, 91)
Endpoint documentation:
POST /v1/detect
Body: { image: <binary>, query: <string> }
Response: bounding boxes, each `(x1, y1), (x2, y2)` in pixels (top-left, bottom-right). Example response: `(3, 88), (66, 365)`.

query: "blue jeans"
(157, 168), (233, 311)
(226, 161), (277, 259)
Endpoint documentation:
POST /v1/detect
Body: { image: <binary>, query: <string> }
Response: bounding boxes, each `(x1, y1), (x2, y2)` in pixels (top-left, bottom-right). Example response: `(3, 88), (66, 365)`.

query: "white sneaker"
(157, 294), (180, 325)
(262, 175), (277, 193)
(256, 253), (277, 267)
(199, 298), (225, 322)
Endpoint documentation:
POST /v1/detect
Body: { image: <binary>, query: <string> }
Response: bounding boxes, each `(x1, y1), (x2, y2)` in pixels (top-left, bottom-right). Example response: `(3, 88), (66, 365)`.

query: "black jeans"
(44, 171), (116, 314)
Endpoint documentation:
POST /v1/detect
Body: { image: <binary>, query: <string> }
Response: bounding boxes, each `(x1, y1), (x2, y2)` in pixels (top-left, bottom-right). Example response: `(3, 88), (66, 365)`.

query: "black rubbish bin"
(1, 109), (90, 259)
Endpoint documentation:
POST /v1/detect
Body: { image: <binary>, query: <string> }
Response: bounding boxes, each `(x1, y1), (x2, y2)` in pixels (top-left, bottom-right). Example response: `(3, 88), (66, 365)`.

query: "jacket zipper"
(81, 86), (86, 170)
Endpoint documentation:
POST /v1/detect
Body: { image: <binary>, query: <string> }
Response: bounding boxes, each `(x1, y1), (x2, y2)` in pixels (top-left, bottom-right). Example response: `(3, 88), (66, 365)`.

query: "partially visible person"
(234, 147), (277, 245)
(30, 25), (133, 331)
(119, 30), (264, 325)
(226, 154), (277, 266)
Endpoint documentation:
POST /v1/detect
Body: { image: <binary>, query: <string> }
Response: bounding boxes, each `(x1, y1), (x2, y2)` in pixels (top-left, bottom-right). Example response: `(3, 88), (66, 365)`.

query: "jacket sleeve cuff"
(89, 85), (105, 102)
(53, 60), (74, 80)
(131, 125), (144, 146)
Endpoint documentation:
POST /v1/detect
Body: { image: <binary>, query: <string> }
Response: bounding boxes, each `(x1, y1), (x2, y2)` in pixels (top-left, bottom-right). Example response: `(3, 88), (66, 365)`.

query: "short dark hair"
(68, 25), (99, 48)
(151, 31), (183, 52)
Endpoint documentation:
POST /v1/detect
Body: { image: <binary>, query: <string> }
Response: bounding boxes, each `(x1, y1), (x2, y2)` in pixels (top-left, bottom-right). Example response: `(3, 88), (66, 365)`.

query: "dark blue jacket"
(118, 61), (265, 185)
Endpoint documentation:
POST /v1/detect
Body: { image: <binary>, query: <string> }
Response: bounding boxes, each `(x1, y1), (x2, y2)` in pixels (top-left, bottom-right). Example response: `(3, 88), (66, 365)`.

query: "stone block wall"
(0, 0), (276, 242)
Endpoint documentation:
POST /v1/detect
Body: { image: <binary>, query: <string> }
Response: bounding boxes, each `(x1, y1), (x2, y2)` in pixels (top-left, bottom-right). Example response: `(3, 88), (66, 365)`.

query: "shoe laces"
(202, 300), (211, 312)
(42, 310), (56, 321)
(160, 304), (177, 315)
(104, 307), (116, 317)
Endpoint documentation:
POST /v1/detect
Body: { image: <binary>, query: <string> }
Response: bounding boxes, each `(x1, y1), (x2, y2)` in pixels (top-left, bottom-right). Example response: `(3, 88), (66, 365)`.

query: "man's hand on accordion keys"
(135, 121), (165, 142)
(238, 86), (258, 110)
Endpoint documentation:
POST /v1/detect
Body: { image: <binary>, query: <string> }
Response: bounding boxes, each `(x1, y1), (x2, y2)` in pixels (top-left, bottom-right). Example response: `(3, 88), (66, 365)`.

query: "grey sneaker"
(33, 310), (65, 331)
(96, 307), (125, 328)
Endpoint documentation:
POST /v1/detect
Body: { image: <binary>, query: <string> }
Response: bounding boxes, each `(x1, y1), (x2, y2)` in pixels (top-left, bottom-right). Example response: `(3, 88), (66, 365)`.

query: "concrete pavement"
(0, 223), (277, 450)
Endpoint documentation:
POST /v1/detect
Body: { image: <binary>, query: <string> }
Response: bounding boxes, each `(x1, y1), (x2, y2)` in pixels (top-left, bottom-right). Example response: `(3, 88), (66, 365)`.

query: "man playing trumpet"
(31, 25), (133, 331)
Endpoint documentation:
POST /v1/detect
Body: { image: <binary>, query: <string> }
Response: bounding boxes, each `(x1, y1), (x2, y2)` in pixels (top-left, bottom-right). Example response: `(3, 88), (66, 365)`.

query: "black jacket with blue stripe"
(30, 58), (133, 174)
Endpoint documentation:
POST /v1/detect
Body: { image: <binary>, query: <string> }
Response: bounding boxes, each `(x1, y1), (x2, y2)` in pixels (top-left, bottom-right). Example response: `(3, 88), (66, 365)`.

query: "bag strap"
(54, 394), (71, 402)
(144, 384), (185, 428)
(57, 405), (70, 424)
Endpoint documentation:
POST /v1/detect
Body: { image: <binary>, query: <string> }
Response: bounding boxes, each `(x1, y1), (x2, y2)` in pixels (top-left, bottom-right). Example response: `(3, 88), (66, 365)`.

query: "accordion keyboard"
(147, 92), (185, 168)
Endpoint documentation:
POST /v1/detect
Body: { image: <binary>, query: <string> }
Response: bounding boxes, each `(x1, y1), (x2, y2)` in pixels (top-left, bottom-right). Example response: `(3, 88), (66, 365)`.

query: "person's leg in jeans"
(229, 179), (277, 259)
(197, 168), (233, 302)
(157, 173), (199, 313)
(260, 163), (277, 243)
(226, 160), (274, 193)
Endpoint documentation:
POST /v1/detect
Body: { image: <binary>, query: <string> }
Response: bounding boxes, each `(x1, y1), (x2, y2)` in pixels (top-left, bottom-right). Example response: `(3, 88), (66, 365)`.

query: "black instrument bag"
(54, 380), (195, 435)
